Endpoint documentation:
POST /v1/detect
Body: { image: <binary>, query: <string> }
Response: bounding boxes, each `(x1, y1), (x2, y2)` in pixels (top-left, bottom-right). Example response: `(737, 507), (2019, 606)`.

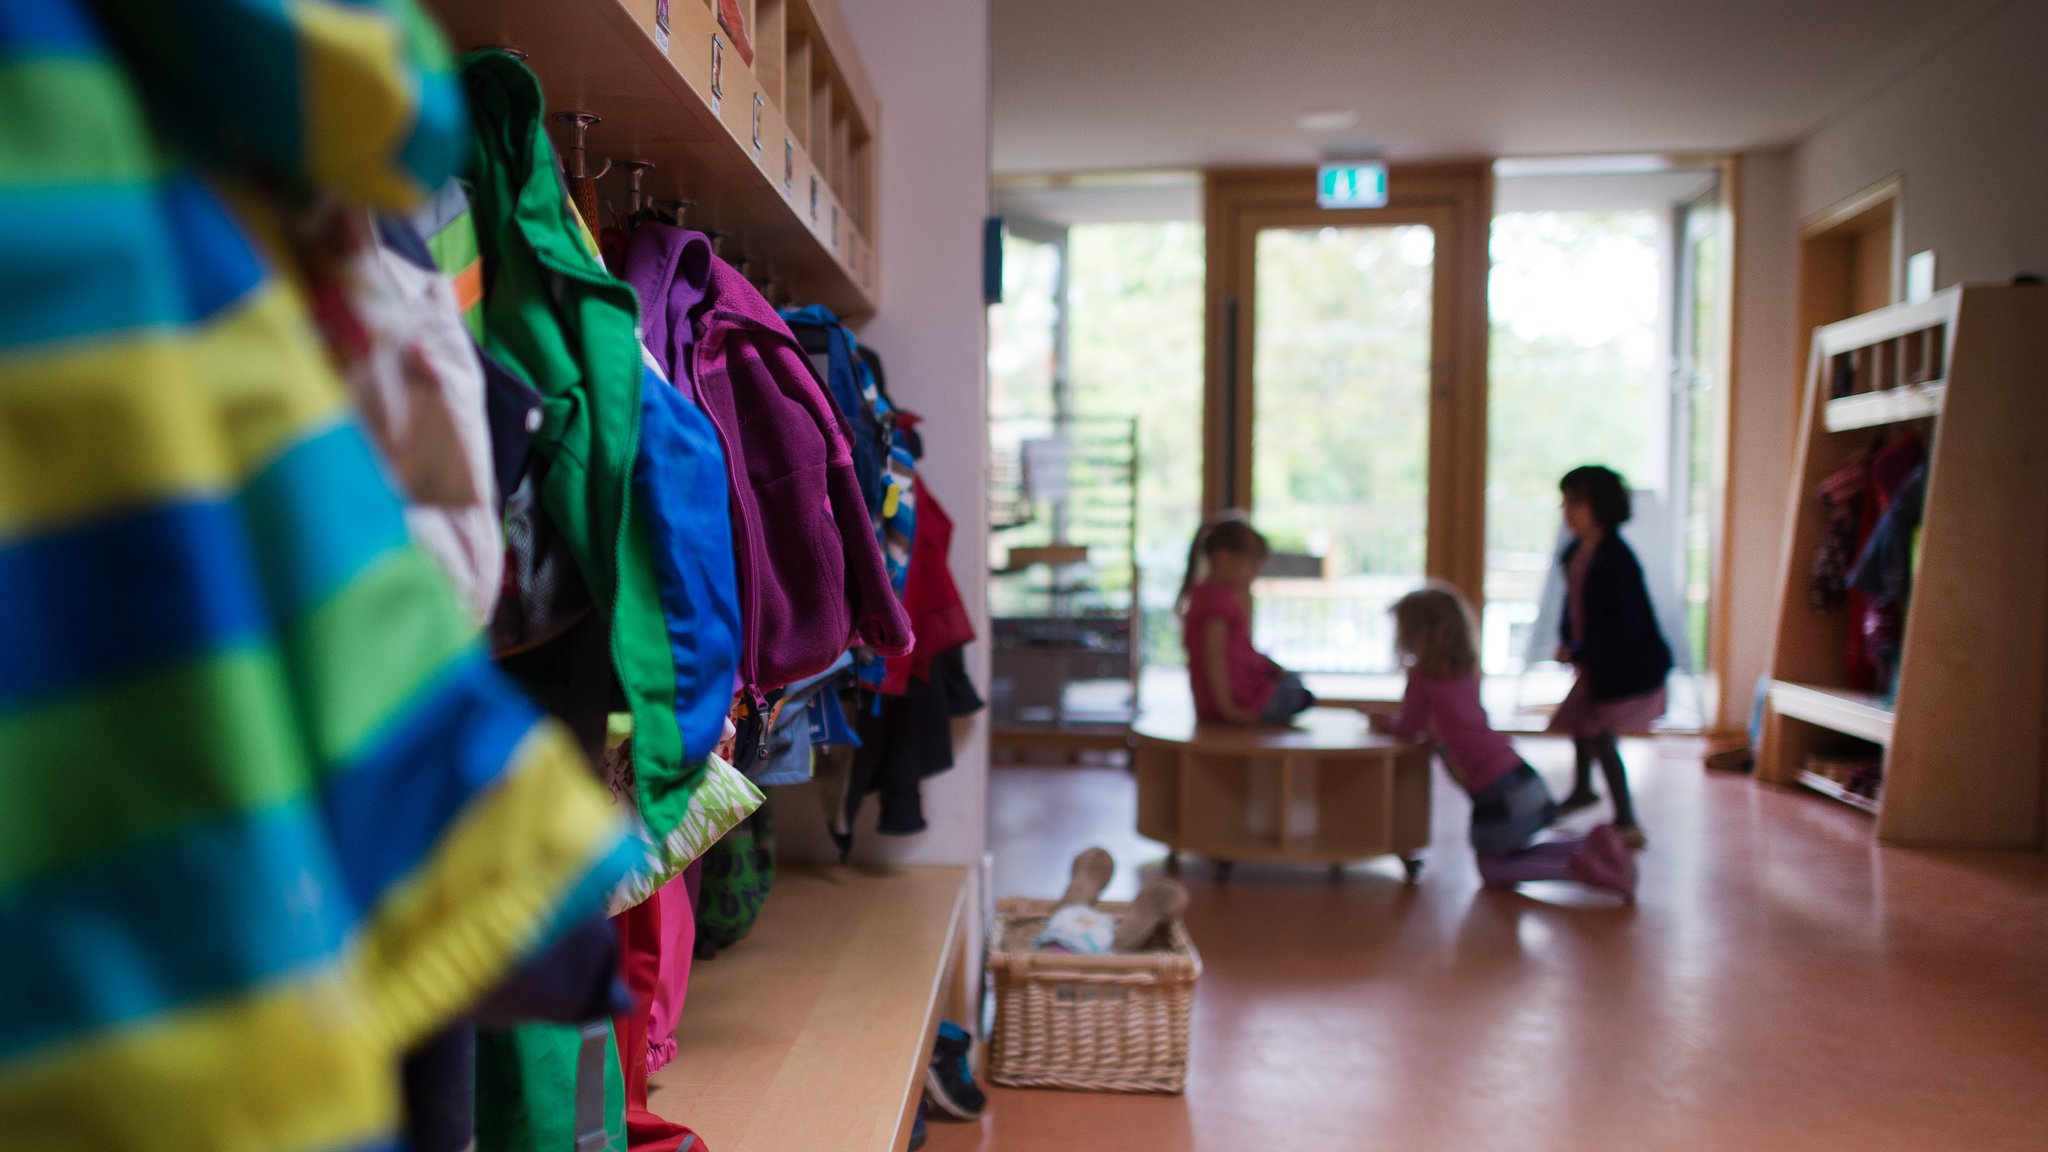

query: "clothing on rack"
(839, 646), (987, 855)
(883, 478), (975, 695)
(1849, 464), (1927, 606)
(696, 793), (780, 957)
(302, 204), (508, 623)
(0, 6), (636, 1152)
(463, 51), (731, 838)
(476, 1022), (627, 1152)
(1809, 433), (1926, 688)
(1811, 450), (1870, 611)
(624, 223), (915, 692)
(645, 863), (704, 1075)
(611, 893), (704, 1152)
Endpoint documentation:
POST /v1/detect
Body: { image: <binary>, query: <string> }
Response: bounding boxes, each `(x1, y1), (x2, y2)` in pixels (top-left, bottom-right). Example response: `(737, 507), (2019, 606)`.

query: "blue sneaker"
(924, 1020), (987, 1120)
(909, 1101), (928, 1150)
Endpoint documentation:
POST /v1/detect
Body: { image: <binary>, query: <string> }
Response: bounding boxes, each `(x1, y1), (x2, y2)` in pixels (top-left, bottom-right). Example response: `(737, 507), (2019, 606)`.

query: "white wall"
(1720, 0), (2048, 735)
(1721, 149), (1798, 734)
(778, 0), (992, 870)
(1795, 0), (2048, 285)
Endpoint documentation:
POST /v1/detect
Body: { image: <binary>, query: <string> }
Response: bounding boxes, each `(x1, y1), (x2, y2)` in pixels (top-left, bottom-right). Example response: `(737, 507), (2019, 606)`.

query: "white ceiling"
(991, 0), (2016, 175)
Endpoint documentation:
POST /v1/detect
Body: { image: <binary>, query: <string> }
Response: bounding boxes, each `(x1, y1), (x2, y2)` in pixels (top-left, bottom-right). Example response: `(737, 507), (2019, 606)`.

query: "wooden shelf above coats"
(427, 0), (879, 319)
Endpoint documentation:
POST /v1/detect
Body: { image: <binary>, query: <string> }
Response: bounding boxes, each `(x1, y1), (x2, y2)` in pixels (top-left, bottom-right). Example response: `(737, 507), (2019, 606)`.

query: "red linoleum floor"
(930, 737), (2048, 1152)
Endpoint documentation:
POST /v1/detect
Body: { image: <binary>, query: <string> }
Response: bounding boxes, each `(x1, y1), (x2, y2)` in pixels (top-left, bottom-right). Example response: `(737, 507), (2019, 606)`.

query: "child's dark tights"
(1573, 734), (1638, 828)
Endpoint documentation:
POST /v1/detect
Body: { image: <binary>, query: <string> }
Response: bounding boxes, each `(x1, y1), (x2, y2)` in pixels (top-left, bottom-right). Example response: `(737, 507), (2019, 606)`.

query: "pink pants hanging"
(646, 861), (701, 1074)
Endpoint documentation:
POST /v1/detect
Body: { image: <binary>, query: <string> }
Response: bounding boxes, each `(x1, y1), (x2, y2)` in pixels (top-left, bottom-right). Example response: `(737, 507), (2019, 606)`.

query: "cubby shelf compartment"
(427, 0), (878, 318)
(1795, 770), (1882, 817)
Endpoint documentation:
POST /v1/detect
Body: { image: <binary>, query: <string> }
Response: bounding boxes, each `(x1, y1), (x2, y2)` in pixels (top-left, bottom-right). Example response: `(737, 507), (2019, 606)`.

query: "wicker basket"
(987, 897), (1202, 1094)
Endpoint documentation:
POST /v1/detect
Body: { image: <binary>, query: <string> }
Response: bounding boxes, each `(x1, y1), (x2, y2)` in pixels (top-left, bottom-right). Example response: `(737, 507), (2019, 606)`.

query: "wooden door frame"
(1202, 163), (1494, 606)
(1795, 176), (1903, 421)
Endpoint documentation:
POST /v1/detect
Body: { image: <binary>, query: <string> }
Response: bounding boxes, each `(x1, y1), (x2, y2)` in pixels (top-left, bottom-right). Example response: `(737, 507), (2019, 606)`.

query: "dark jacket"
(1560, 535), (1673, 700)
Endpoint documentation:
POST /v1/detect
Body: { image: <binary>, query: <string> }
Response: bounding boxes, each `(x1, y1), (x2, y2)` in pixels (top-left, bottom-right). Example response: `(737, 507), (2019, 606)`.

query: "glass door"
(1205, 168), (1491, 698)
(1247, 223), (1439, 682)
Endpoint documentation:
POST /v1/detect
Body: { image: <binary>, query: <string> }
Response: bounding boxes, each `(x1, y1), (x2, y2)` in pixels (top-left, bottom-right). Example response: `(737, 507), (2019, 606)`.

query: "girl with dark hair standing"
(1550, 466), (1673, 849)
(1177, 513), (1314, 725)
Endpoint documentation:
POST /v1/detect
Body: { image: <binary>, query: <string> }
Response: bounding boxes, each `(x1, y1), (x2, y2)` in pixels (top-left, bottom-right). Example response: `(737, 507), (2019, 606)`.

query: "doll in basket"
(1032, 849), (1189, 954)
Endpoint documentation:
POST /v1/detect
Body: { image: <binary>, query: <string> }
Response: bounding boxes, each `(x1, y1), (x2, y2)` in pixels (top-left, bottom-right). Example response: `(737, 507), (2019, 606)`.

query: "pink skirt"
(1548, 677), (1667, 738)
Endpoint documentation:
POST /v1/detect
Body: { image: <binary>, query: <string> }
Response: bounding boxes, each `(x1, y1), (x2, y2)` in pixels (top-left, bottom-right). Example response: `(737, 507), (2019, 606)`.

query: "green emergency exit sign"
(1317, 162), (1388, 209)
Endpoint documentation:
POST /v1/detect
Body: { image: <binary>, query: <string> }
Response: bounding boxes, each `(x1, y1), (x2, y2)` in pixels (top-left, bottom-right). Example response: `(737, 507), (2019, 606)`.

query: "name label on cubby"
(752, 94), (763, 157)
(654, 0), (670, 53)
(710, 34), (723, 115)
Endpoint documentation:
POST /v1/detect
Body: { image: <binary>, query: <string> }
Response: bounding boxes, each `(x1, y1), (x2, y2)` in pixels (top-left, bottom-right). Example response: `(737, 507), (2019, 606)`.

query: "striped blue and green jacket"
(0, 2), (635, 1149)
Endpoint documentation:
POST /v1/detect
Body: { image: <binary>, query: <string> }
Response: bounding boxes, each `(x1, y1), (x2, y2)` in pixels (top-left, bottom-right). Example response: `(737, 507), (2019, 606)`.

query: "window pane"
(1252, 224), (1436, 675)
(1484, 210), (1660, 683)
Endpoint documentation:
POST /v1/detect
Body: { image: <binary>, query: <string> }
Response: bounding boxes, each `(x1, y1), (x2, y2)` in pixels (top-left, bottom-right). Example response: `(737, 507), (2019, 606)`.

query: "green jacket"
(461, 51), (700, 836)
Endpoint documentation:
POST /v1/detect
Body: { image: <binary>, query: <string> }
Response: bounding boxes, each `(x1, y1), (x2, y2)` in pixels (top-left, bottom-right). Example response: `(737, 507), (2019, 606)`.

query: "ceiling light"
(1297, 108), (1360, 133)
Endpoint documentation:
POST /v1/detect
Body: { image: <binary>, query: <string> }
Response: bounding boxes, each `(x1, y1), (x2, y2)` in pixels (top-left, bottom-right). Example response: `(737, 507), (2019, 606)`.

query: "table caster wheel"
(1164, 851), (1181, 876)
(1211, 860), (1234, 885)
(1401, 856), (1425, 885)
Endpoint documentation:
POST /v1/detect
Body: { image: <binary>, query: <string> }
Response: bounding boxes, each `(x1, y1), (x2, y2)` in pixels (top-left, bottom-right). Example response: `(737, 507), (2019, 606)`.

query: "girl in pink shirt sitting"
(1177, 514), (1314, 726)
(1372, 584), (1636, 899)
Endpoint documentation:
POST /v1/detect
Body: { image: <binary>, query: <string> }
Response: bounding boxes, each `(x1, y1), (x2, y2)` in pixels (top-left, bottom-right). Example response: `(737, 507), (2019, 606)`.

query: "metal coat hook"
(656, 198), (696, 227)
(618, 161), (655, 216)
(554, 113), (611, 181)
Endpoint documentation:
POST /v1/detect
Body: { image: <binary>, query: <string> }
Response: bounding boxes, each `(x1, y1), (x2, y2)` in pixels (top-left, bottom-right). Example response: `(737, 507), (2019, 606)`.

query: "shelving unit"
(427, 0), (878, 318)
(1759, 285), (2048, 847)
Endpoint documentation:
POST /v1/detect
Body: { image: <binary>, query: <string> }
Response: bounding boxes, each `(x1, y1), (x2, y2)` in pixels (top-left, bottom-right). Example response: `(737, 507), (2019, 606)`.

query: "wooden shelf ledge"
(1768, 680), (1895, 747)
(651, 864), (970, 1152)
(426, 0), (877, 318)
(1796, 770), (1883, 816)
(1824, 382), (1946, 432)
(1817, 290), (1958, 356)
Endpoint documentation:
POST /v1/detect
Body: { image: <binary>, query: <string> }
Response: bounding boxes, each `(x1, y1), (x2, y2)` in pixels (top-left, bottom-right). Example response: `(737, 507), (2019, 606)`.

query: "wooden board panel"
(1135, 705), (1406, 756)
(426, 0), (875, 317)
(651, 865), (968, 1152)
(1822, 383), (1944, 432)
(1880, 287), (2048, 847)
(1767, 681), (1895, 747)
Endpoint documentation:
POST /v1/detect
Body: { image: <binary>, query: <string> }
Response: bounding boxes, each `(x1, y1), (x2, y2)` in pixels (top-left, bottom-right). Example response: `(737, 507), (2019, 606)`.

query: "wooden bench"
(1133, 708), (1432, 883)
(651, 864), (971, 1152)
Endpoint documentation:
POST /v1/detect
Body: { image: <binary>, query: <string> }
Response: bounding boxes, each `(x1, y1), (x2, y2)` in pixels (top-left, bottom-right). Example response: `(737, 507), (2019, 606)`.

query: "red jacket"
(883, 478), (974, 693)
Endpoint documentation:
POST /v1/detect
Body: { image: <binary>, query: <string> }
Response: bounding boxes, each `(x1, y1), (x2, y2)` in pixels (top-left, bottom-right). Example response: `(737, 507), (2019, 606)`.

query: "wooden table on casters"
(1132, 708), (1433, 883)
